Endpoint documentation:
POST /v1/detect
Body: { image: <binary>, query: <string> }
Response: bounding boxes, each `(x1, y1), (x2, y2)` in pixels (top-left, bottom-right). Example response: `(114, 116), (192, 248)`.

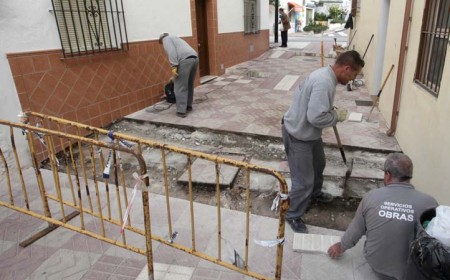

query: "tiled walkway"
(1, 169), (378, 280)
(0, 43), (401, 280)
(128, 47), (401, 152)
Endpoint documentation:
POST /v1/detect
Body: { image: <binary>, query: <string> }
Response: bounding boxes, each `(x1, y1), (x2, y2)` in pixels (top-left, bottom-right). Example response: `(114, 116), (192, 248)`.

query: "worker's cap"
(159, 33), (169, 42)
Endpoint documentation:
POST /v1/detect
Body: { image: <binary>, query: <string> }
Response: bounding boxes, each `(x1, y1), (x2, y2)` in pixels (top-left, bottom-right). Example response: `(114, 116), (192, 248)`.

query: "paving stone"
(274, 75), (300, 90)
(177, 155), (245, 187)
(348, 112), (363, 122)
(269, 51), (285, 58)
(26, 248), (101, 280)
(248, 159), (288, 192)
(351, 167), (384, 180)
(293, 233), (341, 254)
(136, 263), (194, 280)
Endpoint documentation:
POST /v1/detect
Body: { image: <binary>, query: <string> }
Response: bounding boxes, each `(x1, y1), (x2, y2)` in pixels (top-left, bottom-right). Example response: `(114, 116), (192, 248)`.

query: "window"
(244, 0), (259, 34)
(51, 0), (129, 58)
(414, 0), (450, 96)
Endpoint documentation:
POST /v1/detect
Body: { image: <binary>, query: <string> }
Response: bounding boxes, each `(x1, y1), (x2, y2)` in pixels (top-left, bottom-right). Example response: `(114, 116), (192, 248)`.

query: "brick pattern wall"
(7, 31), (268, 129)
(7, 0), (268, 129)
(7, 42), (171, 129)
(214, 30), (270, 75)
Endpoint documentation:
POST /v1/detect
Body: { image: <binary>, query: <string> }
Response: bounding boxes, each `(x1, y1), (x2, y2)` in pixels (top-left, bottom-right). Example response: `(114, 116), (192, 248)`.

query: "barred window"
(51, 0), (129, 58)
(244, 0), (260, 34)
(414, 0), (450, 96)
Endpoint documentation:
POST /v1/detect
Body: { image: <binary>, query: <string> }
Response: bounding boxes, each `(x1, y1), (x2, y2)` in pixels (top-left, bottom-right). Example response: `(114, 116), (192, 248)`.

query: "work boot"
(176, 112), (187, 118)
(187, 106), (193, 112)
(312, 192), (333, 203)
(286, 217), (308, 233)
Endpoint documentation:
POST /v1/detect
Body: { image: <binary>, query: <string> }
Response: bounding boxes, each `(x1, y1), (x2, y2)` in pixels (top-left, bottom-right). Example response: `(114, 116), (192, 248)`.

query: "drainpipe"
(275, 0), (279, 43)
(386, 0), (413, 136)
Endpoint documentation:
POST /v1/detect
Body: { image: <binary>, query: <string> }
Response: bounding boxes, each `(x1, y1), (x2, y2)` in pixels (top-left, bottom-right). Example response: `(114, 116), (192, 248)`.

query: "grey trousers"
(174, 57), (199, 114)
(282, 125), (325, 220)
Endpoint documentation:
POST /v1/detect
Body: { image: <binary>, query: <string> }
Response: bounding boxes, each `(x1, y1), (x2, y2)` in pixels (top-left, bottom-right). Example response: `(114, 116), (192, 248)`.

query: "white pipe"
(371, 0), (390, 97)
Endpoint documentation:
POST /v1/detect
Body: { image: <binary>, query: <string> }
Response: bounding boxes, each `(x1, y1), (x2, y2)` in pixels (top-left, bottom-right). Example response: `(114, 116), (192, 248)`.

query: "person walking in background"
(159, 33), (199, 118)
(328, 153), (438, 280)
(282, 50), (365, 233)
(279, 8), (291, 47)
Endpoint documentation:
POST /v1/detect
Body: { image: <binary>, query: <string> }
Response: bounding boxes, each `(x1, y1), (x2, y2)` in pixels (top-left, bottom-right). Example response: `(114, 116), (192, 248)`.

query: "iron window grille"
(414, 0), (450, 96)
(244, 0), (260, 34)
(51, 0), (129, 58)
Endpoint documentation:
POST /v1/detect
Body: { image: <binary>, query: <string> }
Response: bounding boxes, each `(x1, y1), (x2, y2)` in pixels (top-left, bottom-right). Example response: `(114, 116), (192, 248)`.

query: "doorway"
(195, 0), (210, 77)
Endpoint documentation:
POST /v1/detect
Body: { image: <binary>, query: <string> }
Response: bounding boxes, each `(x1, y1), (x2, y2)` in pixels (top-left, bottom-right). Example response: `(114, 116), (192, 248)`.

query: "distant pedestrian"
(328, 153), (438, 280)
(279, 8), (291, 47)
(282, 50), (365, 233)
(159, 33), (199, 118)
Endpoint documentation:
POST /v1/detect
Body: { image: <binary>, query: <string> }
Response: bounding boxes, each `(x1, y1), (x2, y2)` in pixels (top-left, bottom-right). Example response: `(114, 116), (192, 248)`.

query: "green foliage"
(314, 12), (328, 21)
(328, 5), (344, 20)
(330, 19), (346, 24)
(269, 0), (275, 5)
(303, 23), (328, 33)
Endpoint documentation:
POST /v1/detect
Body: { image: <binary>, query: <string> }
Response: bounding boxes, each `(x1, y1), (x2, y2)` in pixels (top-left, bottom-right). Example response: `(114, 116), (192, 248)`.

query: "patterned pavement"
(1, 169), (378, 280)
(129, 46), (401, 152)
(0, 42), (400, 280)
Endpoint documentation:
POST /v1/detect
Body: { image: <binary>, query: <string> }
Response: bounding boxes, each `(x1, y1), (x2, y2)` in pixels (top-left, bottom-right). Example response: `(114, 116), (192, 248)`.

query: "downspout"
(387, 0), (413, 136)
(275, 0), (279, 43)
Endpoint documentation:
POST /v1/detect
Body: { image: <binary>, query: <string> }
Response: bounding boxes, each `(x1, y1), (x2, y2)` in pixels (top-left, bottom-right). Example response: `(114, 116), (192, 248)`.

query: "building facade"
(351, 0), (450, 205)
(0, 0), (270, 165)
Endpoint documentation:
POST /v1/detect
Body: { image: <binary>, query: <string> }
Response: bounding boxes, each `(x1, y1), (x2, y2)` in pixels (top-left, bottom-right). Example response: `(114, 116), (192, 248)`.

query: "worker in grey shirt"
(282, 50), (364, 233)
(328, 153), (438, 280)
(159, 33), (198, 118)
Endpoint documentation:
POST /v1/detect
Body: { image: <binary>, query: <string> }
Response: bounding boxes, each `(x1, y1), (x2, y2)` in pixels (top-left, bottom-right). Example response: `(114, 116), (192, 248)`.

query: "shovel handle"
(333, 126), (347, 164)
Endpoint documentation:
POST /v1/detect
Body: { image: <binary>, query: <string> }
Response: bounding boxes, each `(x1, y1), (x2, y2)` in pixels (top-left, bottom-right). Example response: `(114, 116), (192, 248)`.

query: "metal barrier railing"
(0, 111), (290, 280)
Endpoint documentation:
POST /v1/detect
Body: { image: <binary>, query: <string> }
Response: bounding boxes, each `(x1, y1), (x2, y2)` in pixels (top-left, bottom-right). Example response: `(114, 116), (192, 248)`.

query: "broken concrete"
(177, 155), (245, 187)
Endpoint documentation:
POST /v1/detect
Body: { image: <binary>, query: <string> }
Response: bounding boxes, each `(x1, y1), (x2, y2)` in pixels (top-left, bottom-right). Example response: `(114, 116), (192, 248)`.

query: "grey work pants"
(173, 57), (199, 114)
(282, 125), (325, 220)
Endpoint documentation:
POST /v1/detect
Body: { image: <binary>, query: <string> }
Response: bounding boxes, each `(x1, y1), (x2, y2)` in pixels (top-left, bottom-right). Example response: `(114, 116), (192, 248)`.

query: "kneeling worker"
(328, 153), (438, 280)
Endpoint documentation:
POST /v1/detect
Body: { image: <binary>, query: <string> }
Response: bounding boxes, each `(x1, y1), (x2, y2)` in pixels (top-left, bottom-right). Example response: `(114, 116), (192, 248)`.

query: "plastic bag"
(425, 205), (450, 247)
(406, 207), (450, 280)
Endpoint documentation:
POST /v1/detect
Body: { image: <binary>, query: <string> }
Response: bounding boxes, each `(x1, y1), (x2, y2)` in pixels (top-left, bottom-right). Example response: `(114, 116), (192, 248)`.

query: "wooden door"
(195, 0), (209, 76)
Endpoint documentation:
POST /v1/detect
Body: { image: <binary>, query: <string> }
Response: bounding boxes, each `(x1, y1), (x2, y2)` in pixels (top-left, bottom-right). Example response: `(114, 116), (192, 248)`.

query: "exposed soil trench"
(46, 119), (370, 231)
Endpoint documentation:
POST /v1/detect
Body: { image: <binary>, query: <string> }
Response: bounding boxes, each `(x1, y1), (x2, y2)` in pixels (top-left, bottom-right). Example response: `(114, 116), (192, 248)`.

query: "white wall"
(218, 0), (244, 33)
(218, 0), (269, 34)
(123, 0), (192, 41)
(0, 0), (61, 168)
(0, 0), (194, 169)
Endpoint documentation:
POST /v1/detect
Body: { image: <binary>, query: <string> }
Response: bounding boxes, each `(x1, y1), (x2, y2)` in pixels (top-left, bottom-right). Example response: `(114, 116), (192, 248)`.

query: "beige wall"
(395, 1), (450, 205)
(350, 0), (381, 96)
(378, 0), (405, 125)
(353, 0), (450, 205)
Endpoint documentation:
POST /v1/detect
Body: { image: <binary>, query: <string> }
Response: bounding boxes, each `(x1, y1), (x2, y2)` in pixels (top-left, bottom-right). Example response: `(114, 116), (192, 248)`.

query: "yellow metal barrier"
(0, 111), (290, 279)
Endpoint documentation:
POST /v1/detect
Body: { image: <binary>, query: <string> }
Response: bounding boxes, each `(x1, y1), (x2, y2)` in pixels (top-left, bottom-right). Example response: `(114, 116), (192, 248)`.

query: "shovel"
(333, 126), (353, 186)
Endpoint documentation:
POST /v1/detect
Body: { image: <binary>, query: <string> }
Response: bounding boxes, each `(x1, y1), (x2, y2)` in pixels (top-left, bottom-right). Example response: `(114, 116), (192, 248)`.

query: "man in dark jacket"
(279, 8), (291, 47)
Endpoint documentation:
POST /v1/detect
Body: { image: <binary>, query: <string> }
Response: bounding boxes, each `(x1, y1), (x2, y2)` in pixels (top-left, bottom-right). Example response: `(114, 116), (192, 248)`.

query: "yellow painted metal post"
(0, 147), (14, 204)
(244, 167), (251, 270)
(161, 147), (173, 239)
(26, 130), (52, 219)
(68, 141), (85, 229)
(215, 161), (222, 260)
(321, 40), (325, 67)
(187, 155), (196, 251)
(10, 127), (29, 209)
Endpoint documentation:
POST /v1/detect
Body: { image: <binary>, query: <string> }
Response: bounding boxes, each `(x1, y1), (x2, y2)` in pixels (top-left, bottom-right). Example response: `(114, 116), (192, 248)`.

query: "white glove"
(336, 107), (348, 122)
